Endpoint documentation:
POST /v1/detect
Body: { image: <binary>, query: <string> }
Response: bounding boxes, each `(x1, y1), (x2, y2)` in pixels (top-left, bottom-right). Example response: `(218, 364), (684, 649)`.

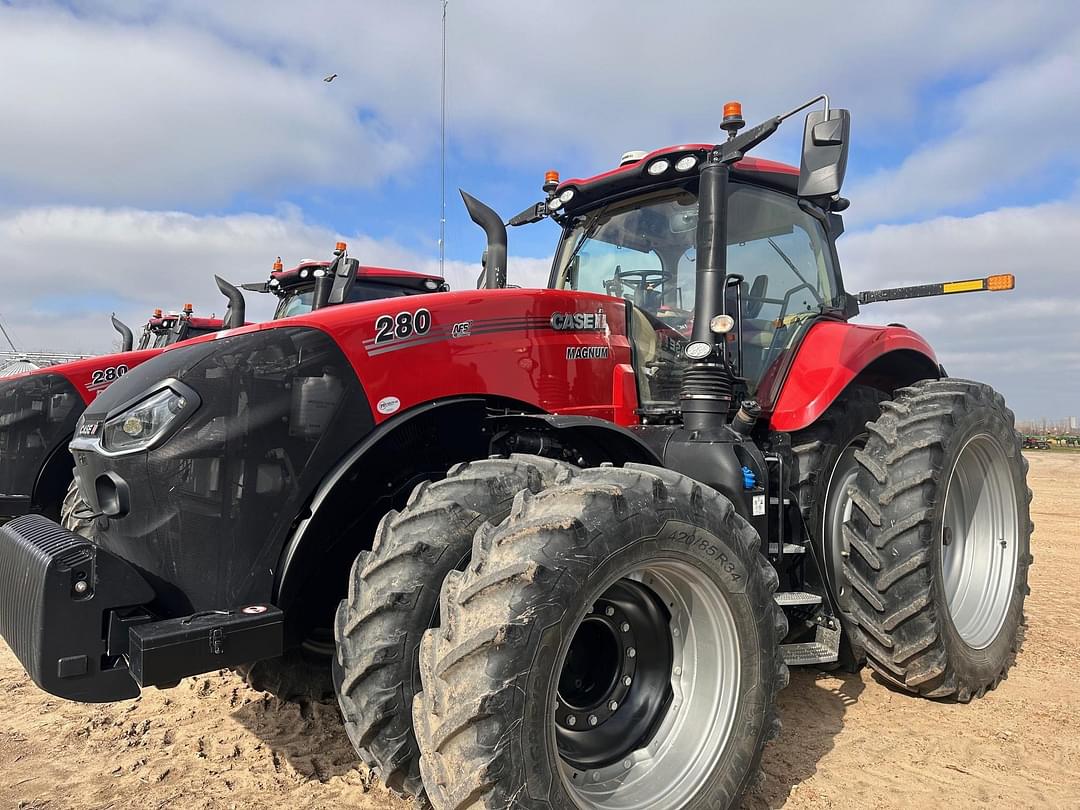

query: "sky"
(1, 0), (1078, 419)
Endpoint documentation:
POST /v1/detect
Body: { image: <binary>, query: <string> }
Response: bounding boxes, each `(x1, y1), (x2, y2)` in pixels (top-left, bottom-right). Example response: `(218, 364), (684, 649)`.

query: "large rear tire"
(414, 464), (788, 810)
(845, 379), (1032, 700)
(333, 455), (574, 800)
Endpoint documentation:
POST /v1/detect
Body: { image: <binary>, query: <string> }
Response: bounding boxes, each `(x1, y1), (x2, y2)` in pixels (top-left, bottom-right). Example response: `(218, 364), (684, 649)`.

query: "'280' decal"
(374, 308), (431, 344)
(89, 364), (128, 387)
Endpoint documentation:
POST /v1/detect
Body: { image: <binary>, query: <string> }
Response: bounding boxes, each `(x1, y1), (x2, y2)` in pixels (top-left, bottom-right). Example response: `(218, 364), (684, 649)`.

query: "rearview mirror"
(798, 108), (850, 198)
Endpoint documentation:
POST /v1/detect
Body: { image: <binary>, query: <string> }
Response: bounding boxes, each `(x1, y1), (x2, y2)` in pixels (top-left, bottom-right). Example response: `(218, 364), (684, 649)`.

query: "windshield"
(274, 280), (427, 319)
(552, 182), (841, 407)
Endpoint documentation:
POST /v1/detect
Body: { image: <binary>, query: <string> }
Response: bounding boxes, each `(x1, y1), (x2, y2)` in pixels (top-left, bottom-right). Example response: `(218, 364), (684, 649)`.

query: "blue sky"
(1, 0), (1078, 419)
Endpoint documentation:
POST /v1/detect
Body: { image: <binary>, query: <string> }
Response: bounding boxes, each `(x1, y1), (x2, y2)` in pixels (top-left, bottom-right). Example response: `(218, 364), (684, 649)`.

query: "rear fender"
(769, 321), (939, 432)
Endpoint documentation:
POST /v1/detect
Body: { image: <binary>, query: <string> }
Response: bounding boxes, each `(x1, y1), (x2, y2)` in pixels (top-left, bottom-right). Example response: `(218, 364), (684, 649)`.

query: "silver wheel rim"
(940, 434), (1019, 650)
(558, 560), (741, 810)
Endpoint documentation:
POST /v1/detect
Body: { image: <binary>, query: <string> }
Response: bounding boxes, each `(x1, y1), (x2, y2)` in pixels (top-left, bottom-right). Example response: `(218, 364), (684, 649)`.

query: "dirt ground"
(1, 452), (1077, 809)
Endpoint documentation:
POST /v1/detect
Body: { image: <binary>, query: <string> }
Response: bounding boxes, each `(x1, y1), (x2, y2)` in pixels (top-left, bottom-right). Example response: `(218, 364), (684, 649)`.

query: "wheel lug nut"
(673, 666), (682, 676)
(620, 622), (630, 632)
(627, 647), (636, 658)
(673, 628), (680, 637)
(567, 715), (577, 727)
(74, 580), (89, 594)
(623, 760), (632, 770)
(623, 676), (632, 687)
(605, 606), (615, 617)
(588, 715), (599, 726)
(608, 700), (618, 711)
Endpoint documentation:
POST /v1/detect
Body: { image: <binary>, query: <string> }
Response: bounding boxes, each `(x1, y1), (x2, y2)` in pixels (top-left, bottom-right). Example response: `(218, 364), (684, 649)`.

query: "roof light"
(335, 241), (347, 252)
(721, 101), (746, 136)
(559, 188), (575, 204)
(647, 159), (670, 176)
(183, 303), (193, 314)
(544, 170), (560, 193)
(423, 279), (440, 290)
(548, 197), (564, 210)
(153, 308), (162, 318)
(300, 269), (310, 278)
(620, 150), (647, 166)
(675, 155), (698, 172)
(987, 273), (1015, 291)
(269, 278), (280, 287)
(272, 257), (283, 271)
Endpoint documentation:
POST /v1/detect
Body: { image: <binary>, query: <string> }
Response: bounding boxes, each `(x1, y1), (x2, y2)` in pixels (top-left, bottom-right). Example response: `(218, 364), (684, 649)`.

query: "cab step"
(780, 622), (841, 666)
(773, 591), (822, 607)
(769, 542), (806, 555)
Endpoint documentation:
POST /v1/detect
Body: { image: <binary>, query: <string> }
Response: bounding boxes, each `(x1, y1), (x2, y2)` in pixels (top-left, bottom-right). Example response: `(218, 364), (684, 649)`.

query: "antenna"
(439, 0), (448, 277)
(0, 314), (18, 353)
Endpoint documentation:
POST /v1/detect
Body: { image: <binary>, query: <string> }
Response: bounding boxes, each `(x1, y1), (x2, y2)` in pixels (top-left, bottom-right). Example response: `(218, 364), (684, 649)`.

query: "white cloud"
(846, 31), (1080, 224)
(842, 200), (1080, 418)
(4, 2), (1078, 210)
(0, 6), (411, 206)
(0, 205), (550, 354)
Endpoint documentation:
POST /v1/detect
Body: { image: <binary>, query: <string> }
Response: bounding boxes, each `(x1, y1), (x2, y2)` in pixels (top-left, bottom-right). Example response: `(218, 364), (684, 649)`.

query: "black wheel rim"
(556, 579), (672, 770)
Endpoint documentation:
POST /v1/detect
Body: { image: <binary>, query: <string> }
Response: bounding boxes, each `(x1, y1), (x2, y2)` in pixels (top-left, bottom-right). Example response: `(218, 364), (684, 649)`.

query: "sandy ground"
(1, 452), (1077, 809)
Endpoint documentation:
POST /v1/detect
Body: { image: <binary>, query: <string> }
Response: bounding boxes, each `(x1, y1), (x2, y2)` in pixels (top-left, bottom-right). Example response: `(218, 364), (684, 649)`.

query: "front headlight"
(101, 387), (189, 454)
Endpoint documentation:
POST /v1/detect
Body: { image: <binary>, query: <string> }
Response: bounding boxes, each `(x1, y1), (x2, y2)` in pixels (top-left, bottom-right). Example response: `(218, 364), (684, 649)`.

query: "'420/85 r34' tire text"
(414, 464), (788, 810)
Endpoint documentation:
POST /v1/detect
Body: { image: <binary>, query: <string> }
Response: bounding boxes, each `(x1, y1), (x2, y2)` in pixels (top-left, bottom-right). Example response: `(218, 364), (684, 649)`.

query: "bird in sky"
(324, 73), (337, 82)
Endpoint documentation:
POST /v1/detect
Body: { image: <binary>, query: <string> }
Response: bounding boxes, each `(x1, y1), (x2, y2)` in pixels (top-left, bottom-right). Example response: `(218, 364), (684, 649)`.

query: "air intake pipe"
(460, 190), (507, 289)
(215, 275), (246, 330)
(111, 314), (133, 352)
(679, 157), (737, 431)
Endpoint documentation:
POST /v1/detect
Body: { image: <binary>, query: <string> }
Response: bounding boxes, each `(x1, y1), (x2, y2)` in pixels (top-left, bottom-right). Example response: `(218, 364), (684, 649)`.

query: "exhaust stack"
(214, 276), (246, 330)
(111, 314), (133, 352)
(460, 190), (507, 289)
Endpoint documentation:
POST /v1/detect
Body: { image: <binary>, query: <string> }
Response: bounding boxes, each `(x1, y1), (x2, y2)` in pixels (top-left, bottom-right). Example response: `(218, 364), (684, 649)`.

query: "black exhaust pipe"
(111, 314), (133, 352)
(460, 190), (507, 289)
(214, 276), (246, 330)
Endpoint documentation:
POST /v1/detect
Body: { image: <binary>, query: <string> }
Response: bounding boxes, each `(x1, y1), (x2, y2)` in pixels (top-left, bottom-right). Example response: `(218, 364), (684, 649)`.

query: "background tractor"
(1, 258), (445, 529)
(0, 96), (1030, 810)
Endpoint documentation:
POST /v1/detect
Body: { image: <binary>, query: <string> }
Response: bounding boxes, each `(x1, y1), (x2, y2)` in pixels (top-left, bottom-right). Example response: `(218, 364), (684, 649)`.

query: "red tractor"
(0, 97), (1029, 810)
(0, 260), (446, 529)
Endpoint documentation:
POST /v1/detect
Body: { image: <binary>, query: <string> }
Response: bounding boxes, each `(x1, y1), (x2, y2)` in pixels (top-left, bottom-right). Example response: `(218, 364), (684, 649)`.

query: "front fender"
(768, 321), (939, 432)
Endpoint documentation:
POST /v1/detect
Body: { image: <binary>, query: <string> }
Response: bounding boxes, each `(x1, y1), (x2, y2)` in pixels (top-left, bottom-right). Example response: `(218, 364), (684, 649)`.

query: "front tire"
(333, 455), (574, 799)
(60, 479), (96, 539)
(414, 464), (788, 810)
(845, 379), (1032, 700)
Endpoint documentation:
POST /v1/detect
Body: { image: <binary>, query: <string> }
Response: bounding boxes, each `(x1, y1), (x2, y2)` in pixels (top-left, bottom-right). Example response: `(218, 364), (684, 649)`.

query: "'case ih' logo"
(78, 421), (100, 437)
(550, 309), (606, 332)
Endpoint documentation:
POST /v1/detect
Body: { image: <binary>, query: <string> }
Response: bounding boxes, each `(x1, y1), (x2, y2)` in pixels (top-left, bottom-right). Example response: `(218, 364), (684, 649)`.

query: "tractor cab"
(136, 306), (225, 350)
(545, 155), (846, 414)
(245, 251), (449, 319)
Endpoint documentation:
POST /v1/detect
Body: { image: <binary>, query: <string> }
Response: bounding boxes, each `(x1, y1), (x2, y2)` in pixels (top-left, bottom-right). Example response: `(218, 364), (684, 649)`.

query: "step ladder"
(774, 591), (841, 666)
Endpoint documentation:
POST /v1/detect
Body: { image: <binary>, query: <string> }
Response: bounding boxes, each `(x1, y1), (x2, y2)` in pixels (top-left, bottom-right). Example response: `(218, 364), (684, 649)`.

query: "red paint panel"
(6, 349), (167, 404)
(226, 289), (632, 424)
(768, 321), (938, 432)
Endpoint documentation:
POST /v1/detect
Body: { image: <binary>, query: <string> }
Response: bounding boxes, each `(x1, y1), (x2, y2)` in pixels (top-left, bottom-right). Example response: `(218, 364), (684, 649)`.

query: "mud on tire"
(845, 379), (1032, 700)
(333, 454), (574, 799)
(414, 464), (788, 810)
